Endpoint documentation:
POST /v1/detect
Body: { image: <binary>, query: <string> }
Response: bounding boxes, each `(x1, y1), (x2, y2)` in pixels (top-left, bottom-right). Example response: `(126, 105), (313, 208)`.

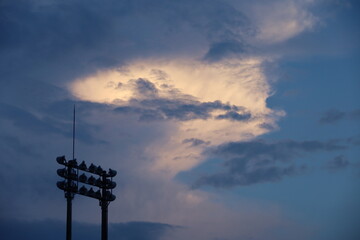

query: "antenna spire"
(72, 104), (76, 160)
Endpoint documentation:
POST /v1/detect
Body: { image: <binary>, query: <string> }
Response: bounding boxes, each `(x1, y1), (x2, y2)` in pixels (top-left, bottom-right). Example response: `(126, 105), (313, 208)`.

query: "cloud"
(0, 218), (173, 240)
(212, 138), (346, 157)
(325, 155), (350, 171)
(114, 98), (251, 122)
(203, 40), (248, 62)
(69, 58), (282, 176)
(193, 138), (347, 188)
(111, 222), (175, 240)
(347, 134), (360, 146)
(0, 101), (107, 145)
(349, 109), (360, 120)
(236, 0), (318, 44)
(194, 163), (306, 188)
(215, 110), (252, 121)
(182, 138), (211, 147)
(319, 109), (346, 124)
(0, 102), (63, 136)
(319, 109), (360, 124)
(0, 0), (254, 88)
(0, 134), (40, 158)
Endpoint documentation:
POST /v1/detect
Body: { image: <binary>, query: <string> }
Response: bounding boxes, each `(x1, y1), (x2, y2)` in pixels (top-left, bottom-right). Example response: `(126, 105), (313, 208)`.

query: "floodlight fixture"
(57, 156), (66, 165)
(79, 161), (87, 170)
(95, 178), (102, 187)
(95, 190), (102, 199)
(79, 186), (88, 195)
(88, 176), (96, 185)
(88, 187), (95, 197)
(106, 181), (116, 189)
(104, 191), (116, 201)
(68, 159), (78, 167)
(57, 181), (66, 190)
(108, 169), (117, 177)
(57, 168), (66, 178)
(79, 173), (87, 183)
(96, 166), (104, 175)
(89, 163), (96, 173)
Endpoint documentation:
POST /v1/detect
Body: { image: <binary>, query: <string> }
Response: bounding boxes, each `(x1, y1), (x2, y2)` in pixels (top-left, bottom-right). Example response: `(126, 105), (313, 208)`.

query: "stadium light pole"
(56, 156), (117, 240)
(66, 164), (74, 240)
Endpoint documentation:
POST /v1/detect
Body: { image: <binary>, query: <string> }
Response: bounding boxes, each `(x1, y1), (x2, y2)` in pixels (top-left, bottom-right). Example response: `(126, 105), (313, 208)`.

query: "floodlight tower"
(57, 158), (117, 240)
(56, 106), (117, 240)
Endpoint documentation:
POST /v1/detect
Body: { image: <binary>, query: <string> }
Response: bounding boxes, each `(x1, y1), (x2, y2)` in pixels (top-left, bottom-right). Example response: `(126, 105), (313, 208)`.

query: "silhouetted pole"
(101, 174), (108, 240)
(66, 166), (73, 240)
(101, 202), (108, 240)
(72, 105), (75, 160)
(67, 105), (75, 240)
(66, 195), (72, 240)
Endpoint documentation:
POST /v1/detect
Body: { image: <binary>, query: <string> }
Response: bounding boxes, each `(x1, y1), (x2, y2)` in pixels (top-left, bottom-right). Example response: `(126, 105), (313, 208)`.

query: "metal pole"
(66, 166), (73, 240)
(66, 195), (72, 240)
(72, 105), (75, 160)
(101, 202), (108, 240)
(67, 105), (75, 240)
(101, 174), (108, 240)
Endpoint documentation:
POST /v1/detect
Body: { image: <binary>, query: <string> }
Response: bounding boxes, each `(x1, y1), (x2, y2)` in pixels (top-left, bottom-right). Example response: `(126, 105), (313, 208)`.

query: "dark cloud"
(183, 138), (211, 147)
(115, 96), (251, 122)
(319, 109), (346, 124)
(215, 110), (251, 121)
(203, 40), (247, 62)
(212, 139), (346, 159)
(0, 0), (252, 86)
(0, 102), (64, 136)
(0, 135), (40, 158)
(319, 109), (360, 124)
(135, 78), (159, 98)
(0, 101), (106, 145)
(258, 122), (276, 131)
(325, 155), (350, 171)
(349, 109), (360, 121)
(347, 134), (360, 146)
(193, 138), (348, 188)
(193, 163), (306, 188)
(0, 80), (69, 111)
(112, 221), (176, 240)
(0, 218), (174, 240)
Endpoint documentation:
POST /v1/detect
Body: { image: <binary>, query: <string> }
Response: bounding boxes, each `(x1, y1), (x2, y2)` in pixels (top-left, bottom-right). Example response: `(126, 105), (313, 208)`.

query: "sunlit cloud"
(229, 0), (318, 45)
(254, 1), (316, 44)
(69, 58), (284, 176)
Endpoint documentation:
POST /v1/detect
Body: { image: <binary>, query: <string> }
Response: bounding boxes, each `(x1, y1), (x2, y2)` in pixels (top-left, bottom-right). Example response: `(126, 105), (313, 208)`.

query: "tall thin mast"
(72, 105), (75, 160)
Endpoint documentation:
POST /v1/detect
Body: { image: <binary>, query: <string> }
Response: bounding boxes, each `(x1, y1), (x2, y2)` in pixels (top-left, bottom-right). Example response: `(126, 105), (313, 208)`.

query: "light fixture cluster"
(56, 156), (116, 202)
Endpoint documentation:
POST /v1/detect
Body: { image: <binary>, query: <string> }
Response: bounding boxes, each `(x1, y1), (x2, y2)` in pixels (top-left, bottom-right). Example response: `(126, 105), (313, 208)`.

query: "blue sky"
(0, 0), (359, 239)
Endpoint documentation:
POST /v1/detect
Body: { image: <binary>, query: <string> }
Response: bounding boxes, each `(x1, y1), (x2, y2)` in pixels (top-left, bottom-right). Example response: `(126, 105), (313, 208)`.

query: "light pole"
(56, 156), (117, 240)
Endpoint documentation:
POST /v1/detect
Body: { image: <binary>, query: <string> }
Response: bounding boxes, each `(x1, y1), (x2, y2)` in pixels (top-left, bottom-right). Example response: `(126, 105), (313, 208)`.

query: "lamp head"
(56, 156), (66, 165)
(108, 168), (117, 177)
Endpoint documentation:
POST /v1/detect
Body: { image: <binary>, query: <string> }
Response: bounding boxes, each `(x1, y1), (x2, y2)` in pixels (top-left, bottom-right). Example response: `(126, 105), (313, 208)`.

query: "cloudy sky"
(1, 0), (359, 239)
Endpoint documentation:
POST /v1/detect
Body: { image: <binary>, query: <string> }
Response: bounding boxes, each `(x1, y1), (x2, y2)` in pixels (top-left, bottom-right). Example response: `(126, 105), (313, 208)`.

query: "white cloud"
(228, 0), (318, 44)
(69, 57), (283, 176)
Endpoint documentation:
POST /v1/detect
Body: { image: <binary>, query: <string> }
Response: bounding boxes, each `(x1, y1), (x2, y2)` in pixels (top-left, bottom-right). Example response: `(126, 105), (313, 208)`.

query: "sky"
(0, 0), (359, 239)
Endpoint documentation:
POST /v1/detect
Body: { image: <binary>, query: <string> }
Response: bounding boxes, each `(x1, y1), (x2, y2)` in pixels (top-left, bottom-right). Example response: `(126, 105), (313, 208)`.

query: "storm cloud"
(193, 138), (349, 188)
(0, 219), (174, 240)
(115, 97), (251, 122)
(319, 109), (360, 124)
